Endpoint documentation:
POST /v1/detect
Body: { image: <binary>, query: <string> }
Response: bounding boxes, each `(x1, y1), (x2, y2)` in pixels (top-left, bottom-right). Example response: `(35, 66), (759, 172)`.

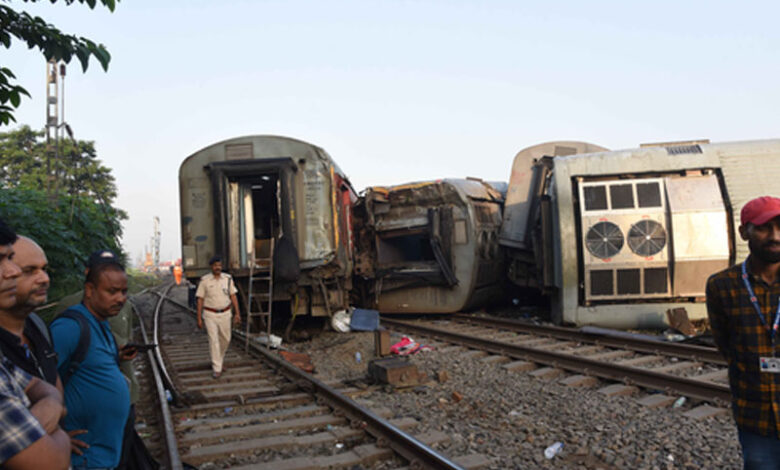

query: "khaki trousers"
(203, 310), (232, 373)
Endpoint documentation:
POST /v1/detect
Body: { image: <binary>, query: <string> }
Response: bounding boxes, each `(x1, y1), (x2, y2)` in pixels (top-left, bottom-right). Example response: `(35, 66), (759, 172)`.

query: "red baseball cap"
(740, 196), (780, 226)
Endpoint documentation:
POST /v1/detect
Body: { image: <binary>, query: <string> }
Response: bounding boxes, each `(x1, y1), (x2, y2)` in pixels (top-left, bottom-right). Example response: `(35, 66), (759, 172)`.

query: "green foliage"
(0, 0), (118, 125)
(126, 269), (162, 294)
(0, 187), (126, 300)
(0, 125), (119, 206)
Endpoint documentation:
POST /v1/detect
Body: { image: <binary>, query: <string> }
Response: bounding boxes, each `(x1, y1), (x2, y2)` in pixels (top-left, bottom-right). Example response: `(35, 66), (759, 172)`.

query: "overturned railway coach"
(179, 135), (356, 325)
(502, 139), (780, 328)
(355, 178), (505, 313)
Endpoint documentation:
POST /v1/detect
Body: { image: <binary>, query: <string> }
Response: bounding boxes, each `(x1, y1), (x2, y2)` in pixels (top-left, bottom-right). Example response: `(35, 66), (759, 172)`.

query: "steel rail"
(165, 286), (463, 468)
(148, 283), (183, 403)
(450, 313), (726, 365)
(129, 293), (183, 470)
(383, 318), (731, 404)
(233, 330), (466, 470)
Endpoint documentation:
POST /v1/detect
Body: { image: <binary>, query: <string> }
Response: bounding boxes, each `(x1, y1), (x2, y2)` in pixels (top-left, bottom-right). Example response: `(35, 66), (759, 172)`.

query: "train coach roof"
(369, 178), (504, 203)
(180, 134), (350, 179)
(555, 138), (780, 166)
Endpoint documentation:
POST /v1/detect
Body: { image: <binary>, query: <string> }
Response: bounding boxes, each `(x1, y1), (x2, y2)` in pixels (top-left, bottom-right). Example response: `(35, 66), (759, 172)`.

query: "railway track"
(132, 283), (489, 470)
(381, 315), (731, 409)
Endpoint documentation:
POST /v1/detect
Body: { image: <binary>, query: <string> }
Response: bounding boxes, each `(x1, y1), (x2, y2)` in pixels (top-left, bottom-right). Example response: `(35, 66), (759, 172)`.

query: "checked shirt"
(706, 259), (780, 438)
(0, 356), (46, 464)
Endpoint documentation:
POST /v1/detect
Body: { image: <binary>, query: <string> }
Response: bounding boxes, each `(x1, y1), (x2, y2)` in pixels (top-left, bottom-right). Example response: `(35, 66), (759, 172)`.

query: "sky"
(4, 0), (780, 264)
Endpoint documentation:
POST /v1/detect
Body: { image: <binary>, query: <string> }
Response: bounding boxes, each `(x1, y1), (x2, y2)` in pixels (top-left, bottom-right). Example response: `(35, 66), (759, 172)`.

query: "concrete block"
(683, 405), (729, 420)
(502, 361), (537, 372)
(636, 394), (677, 408)
(598, 384), (638, 397)
(559, 374), (599, 387)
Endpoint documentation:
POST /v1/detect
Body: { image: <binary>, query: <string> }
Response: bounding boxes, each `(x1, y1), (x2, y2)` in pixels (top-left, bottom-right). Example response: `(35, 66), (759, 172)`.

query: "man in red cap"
(707, 196), (780, 469)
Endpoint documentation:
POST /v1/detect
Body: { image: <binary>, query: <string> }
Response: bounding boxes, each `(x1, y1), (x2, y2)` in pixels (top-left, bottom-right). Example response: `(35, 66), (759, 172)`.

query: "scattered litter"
(544, 442), (564, 459)
(663, 331), (688, 342)
(326, 424), (333, 431)
(667, 454), (675, 462)
(666, 307), (697, 336)
(509, 410), (522, 417)
(355, 352), (362, 363)
(165, 389), (173, 402)
(224, 407), (233, 413)
(335, 443), (344, 449)
(672, 397), (687, 408)
(437, 370), (449, 383)
(389, 336), (433, 355)
(331, 309), (351, 332)
(451, 391), (463, 403)
(254, 333), (283, 348)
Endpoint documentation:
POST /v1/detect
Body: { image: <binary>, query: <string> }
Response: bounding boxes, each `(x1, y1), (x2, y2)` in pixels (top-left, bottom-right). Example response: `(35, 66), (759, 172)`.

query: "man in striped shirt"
(707, 196), (780, 470)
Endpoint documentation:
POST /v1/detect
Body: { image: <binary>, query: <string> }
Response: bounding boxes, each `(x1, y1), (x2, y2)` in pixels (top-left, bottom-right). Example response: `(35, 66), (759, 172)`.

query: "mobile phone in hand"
(124, 343), (157, 352)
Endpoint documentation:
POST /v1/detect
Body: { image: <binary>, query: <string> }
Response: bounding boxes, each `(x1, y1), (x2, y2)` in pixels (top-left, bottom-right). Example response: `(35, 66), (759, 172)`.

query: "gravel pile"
(287, 329), (742, 469)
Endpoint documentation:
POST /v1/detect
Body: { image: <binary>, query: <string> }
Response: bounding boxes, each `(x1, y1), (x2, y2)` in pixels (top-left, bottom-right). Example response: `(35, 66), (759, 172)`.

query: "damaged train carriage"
(180, 135), (356, 328)
(355, 179), (505, 313)
(502, 139), (780, 328)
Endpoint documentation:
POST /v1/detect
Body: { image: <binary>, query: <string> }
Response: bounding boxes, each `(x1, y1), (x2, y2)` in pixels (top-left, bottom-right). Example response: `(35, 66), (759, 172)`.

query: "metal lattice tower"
(45, 60), (59, 192)
(153, 216), (161, 268)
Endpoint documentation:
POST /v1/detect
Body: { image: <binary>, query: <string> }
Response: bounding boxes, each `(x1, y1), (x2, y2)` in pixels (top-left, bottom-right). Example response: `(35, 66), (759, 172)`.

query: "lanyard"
(741, 260), (780, 347)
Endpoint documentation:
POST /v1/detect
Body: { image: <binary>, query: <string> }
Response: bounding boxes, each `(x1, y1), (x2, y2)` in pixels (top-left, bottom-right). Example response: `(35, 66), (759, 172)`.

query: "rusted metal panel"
(357, 178), (504, 313)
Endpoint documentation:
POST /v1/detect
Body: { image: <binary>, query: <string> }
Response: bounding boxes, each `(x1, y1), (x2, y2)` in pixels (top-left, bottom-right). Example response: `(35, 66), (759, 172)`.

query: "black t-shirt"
(0, 318), (59, 385)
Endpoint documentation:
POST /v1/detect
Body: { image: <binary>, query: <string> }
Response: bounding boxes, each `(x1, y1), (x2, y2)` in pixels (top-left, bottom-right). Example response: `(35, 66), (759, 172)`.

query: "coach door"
(227, 182), (256, 270)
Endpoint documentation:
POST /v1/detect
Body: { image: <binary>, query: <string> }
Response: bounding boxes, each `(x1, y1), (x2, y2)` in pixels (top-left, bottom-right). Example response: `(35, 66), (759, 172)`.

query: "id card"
(759, 357), (780, 373)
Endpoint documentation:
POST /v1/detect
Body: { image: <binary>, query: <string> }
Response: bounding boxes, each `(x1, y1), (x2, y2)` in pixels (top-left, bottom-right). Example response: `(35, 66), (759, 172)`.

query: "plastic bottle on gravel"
(544, 442), (564, 459)
(355, 352), (362, 363)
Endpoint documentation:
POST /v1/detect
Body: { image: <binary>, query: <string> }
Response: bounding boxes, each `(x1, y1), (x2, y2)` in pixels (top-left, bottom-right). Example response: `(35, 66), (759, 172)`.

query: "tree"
(0, 125), (126, 300)
(0, 187), (125, 300)
(0, 125), (119, 206)
(0, 0), (118, 125)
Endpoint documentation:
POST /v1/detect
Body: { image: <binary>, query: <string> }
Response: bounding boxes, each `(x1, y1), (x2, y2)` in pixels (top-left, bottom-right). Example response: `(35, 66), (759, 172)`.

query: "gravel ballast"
(287, 329), (742, 469)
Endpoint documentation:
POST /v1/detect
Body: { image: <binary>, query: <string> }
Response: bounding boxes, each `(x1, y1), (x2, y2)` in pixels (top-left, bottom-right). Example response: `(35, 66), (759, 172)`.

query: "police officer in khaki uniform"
(196, 256), (239, 378)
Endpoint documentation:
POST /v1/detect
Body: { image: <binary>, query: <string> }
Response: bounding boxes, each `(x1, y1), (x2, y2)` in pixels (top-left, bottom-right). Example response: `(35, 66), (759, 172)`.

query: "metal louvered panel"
(666, 145), (702, 155)
(719, 153), (780, 261)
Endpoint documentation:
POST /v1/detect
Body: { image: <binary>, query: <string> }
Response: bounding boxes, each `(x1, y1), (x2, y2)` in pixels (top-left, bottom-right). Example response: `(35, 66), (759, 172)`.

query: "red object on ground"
(279, 351), (315, 373)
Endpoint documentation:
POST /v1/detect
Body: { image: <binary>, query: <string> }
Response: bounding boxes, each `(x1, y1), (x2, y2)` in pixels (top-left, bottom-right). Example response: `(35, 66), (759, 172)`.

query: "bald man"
(0, 236), (60, 389)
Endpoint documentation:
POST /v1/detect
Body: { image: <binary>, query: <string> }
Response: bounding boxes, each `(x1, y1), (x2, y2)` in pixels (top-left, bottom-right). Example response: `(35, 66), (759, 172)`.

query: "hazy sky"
(5, 1), (780, 263)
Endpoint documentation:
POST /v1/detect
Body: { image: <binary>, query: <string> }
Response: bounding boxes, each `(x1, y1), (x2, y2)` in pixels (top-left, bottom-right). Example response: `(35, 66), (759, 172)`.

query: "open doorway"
(248, 174), (280, 259)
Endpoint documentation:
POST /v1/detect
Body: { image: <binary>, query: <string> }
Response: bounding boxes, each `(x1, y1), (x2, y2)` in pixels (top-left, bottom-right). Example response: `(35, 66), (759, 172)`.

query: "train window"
(609, 184), (634, 209)
(644, 267), (668, 294)
(583, 186), (608, 211)
(637, 182), (662, 208)
(617, 269), (640, 294)
(590, 270), (613, 296)
(377, 234), (436, 264)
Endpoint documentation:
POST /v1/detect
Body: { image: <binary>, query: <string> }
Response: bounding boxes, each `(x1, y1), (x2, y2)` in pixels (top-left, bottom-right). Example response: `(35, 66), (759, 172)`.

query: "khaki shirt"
(196, 273), (237, 310)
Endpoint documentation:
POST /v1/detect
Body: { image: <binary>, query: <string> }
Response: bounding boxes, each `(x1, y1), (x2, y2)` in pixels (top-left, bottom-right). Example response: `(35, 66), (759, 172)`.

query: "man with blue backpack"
(50, 253), (138, 470)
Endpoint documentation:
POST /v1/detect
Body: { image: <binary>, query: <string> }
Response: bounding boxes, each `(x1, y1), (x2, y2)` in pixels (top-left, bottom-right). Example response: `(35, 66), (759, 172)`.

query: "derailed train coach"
(179, 135), (356, 323)
(354, 178), (505, 313)
(501, 139), (780, 328)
